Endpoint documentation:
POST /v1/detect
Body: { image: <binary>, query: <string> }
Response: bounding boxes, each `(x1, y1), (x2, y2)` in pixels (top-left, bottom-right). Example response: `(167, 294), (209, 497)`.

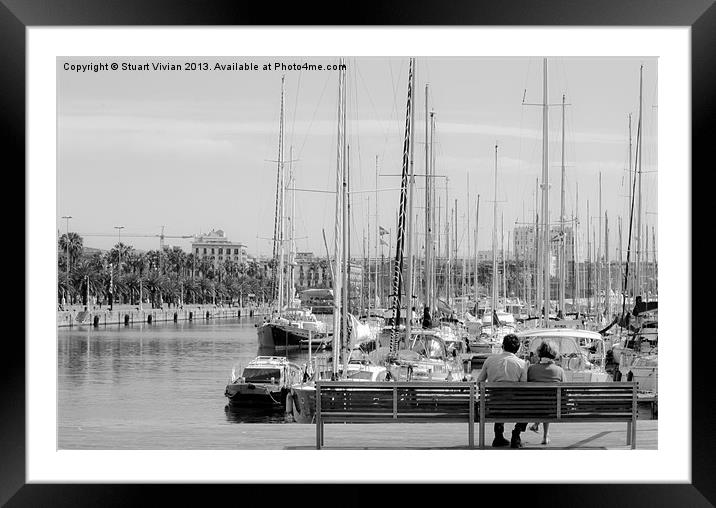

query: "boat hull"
(225, 382), (289, 407)
(257, 323), (321, 350)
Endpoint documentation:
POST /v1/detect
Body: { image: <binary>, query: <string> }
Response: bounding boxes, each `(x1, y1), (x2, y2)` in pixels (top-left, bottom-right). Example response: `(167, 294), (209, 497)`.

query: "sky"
(57, 56), (658, 262)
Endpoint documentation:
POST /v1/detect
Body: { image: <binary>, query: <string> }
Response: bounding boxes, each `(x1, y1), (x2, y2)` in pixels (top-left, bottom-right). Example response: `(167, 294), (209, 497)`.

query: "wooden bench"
(314, 381), (638, 449)
(315, 381), (476, 449)
(479, 382), (638, 449)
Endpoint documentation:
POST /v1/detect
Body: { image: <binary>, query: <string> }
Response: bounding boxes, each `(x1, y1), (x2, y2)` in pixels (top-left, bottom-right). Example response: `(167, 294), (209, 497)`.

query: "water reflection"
(58, 316), (329, 448)
(224, 404), (288, 424)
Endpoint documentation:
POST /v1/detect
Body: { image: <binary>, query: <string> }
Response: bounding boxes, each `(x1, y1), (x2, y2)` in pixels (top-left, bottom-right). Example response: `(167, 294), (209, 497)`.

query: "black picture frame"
(5, 0), (711, 505)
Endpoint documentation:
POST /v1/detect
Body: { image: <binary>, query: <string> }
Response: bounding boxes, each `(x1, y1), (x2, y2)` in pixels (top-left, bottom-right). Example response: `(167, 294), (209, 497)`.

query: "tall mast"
(618, 217), (623, 301)
(277, 75), (286, 316)
(534, 178), (541, 315)
(446, 178), (451, 306)
(429, 111), (437, 312)
(586, 199), (591, 315)
(559, 93), (566, 317)
(375, 155), (379, 307)
(501, 213), (506, 305)
(627, 114), (633, 298)
(453, 199), (458, 305)
(635, 64), (644, 300)
(367, 197), (370, 314)
(541, 58), (550, 325)
(466, 172), (470, 302)
(424, 84), (430, 315)
(605, 211), (610, 317)
(389, 57), (415, 354)
(474, 194), (480, 306)
(598, 171), (603, 318)
(342, 136), (350, 370)
(491, 144), (499, 315)
(289, 145), (295, 307)
(574, 183), (580, 313)
(332, 61), (345, 374)
(405, 60), (417, 341)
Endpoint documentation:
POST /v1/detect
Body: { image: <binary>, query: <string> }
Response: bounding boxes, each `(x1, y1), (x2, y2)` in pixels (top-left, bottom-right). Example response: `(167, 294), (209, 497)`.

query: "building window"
(219, 248), (223, 255)
(211, 248), (215, 254)
(195, 248), (199, 254)
(203, 248), (207, 254)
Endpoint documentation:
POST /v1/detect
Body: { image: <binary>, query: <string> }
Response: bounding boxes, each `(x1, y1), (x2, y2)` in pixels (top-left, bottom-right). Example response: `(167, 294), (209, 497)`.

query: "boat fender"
(285, 394), (293, 414)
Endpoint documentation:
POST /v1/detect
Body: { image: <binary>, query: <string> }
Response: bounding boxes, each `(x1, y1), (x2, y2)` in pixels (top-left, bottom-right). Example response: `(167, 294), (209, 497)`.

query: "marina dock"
(57, 305), (271, 328)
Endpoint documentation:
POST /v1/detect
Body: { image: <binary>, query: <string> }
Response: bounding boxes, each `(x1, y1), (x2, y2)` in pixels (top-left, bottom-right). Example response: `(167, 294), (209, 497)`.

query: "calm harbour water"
(58, 316), (319, 449)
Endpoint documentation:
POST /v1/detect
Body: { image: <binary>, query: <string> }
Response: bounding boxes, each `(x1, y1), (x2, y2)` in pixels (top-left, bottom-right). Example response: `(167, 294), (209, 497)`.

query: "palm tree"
(58, 232), (84, 271)
(183, 277), (200, 304)
(71, 259), (104, 306)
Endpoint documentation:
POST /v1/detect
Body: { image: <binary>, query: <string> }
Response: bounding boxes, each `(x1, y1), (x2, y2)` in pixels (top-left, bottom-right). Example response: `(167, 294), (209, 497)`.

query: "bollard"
(147, 314), (152, 324)
(173, 312), (178, 323)
(93, 315), (99, 327)
(124, 314), (130, 326)
(238, 309), (241, 318)
(189, 311), (193, 321)
(206, 311), (210, 320)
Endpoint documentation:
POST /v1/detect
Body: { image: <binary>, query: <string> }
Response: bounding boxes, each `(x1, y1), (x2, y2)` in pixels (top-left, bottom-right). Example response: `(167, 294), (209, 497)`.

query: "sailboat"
(256, 76), (328, 350)
(609, 64), (658, 397)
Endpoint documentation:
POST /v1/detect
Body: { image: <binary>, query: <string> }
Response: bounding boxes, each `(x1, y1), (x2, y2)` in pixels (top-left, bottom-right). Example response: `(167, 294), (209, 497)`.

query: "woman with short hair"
(527, 340), (565, 445)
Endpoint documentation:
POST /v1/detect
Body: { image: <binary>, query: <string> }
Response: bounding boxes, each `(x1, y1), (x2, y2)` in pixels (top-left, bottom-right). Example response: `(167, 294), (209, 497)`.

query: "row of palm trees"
(58, 234), (277, 308)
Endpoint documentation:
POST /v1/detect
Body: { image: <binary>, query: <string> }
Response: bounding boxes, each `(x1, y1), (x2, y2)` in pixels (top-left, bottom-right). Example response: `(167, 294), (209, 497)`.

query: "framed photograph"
(8, 0), (711, 504)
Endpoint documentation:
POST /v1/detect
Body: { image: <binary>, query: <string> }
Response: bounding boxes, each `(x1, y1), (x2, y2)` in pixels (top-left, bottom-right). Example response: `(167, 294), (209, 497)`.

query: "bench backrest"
(316, 381), (474, 420)
(480, 382), (636, 422)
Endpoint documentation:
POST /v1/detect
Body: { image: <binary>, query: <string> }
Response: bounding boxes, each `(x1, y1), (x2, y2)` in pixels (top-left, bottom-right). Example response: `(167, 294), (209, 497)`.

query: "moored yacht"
(224, 356), (303, 407)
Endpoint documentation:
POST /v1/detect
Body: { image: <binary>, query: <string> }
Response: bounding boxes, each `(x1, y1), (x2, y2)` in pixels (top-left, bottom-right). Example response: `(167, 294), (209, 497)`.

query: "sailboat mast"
(332, 61), (345, 373)
(559, 94), (566, 317)
(277, 75), (286, 315)
(541, 57), (550, 325)
(405, 61), (416, 341)
(534, 178), (541, 315)
(289, 145), (295, 307)
(586, 199), (591, 315)
(598, 171), (603, 317)
(453, 199), (458, 306)
(575, 183), (580, 313)
(429, 111), (437, 312)
(491, 144), (498, 315)
(342, 137), (350, 369)
(389, 57), (415, 354)
(502, 213), (506, 305)
(627, 114), (633, 298)
(605, 211), (611, 317)
(474, 194), (480, 306)
(375, 155), (379, 307)
(366, 199), (370, 315)
(635, 64), (644, 300)
(424, 84), (431, 316)
(446, 177), (451, 306)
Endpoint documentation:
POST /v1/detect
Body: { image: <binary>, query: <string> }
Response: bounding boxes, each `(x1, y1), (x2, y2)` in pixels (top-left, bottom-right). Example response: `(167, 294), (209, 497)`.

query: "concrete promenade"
(57, 303), (272, 328)
(59, 420), (657, 450)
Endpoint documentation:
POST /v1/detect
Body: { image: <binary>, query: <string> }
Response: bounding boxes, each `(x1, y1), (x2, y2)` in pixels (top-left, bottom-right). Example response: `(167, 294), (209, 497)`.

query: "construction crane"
(80, 226), (196, 250)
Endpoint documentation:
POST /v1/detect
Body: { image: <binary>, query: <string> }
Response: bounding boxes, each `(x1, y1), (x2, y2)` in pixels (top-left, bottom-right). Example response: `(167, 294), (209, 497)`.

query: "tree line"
(58, 233), (280, 308)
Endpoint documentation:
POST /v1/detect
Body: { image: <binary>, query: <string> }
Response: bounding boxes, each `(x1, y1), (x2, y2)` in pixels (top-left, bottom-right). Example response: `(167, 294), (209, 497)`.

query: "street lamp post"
(114, 226), (125, 271)
(61, 216), (72, 306)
